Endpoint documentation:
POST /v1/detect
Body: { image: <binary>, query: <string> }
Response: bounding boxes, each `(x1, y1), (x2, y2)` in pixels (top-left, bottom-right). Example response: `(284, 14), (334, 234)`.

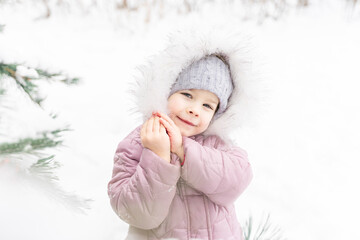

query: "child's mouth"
(177, 116), (196, 127)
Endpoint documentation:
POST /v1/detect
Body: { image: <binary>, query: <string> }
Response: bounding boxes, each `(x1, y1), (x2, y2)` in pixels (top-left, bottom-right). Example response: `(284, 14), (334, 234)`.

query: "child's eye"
(181, 92), (192, 98)
(203, 104), (213, 110)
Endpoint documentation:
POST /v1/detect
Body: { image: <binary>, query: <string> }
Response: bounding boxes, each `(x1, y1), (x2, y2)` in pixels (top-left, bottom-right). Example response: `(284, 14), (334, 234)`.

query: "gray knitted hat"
(170, 55), (233, 119)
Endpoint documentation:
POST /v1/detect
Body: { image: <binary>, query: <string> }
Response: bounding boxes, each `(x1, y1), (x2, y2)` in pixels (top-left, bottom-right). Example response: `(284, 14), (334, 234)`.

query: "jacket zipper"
(178, 178), (191, 240)
(203, 196), (213, 240)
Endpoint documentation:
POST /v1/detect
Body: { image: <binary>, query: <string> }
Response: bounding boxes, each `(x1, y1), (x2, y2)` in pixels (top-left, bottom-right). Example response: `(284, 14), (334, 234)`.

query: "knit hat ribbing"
(169, 55), (233, 119)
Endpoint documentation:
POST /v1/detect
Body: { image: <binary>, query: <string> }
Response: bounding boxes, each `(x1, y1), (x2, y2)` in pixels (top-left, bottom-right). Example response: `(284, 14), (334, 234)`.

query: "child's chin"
(180, 129), (200, 137)
(180, 129), (193, 137)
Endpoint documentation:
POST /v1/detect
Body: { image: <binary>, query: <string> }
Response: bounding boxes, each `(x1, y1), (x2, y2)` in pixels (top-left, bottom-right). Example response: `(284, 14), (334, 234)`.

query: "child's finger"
(153, 116), (160, 133)
(160, 124), (170, 138)
(159, 123), (167, 134)
(155, 111), (176, 128)
(147, 116), (154, 133)
(163, 114), (177, 128)
(159, 117), (171, 130)
(159, 118), (174, 136)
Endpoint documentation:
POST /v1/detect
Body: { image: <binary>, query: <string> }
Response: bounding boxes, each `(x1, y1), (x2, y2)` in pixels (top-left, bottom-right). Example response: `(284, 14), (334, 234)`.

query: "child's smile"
(176, 116), (197, 127)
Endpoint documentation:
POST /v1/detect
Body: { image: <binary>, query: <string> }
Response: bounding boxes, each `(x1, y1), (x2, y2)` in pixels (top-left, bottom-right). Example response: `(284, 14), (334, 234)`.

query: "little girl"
(108, 25), (255, 240)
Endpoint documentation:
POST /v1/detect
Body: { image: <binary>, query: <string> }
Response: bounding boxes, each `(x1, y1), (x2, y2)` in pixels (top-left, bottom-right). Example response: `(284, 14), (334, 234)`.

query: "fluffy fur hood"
(131, 22), (263, 142)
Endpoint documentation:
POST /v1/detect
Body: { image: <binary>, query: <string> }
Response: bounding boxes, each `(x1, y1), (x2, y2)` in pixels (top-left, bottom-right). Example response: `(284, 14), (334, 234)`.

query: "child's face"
(167, 89), (219, 137)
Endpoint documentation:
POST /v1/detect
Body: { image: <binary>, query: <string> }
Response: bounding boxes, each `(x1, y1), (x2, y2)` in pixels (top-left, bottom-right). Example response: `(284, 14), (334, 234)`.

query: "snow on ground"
(1, 1), (360, 240)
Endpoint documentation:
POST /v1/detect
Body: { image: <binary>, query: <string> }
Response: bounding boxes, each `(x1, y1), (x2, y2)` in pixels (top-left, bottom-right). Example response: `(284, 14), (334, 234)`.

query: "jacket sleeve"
(108, 127), (181, 230)
(181, 136), (253, 207)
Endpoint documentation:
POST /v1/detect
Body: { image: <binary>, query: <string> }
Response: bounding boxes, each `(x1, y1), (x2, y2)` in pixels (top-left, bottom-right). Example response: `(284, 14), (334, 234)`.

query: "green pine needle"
(0, 129), (69, 155)
(27, 155), (92, 213)
(0, 63), (16, 77)
(0, 62), (79, 107)
(35, 68), (80, 85)
(243, 213), (286, 240)
(30, 155), (61, 180)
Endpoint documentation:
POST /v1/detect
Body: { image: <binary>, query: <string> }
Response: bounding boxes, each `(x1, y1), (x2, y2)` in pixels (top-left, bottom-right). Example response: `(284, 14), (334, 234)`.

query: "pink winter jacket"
(108, 126), (253, 240)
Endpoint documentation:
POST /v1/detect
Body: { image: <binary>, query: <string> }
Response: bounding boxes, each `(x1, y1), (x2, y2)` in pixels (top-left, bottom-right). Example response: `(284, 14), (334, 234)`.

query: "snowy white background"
(1, 1), (360, 239)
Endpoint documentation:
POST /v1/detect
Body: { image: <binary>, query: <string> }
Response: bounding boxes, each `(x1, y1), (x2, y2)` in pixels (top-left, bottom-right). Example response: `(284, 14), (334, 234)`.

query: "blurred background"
(1, 0), (360, 239)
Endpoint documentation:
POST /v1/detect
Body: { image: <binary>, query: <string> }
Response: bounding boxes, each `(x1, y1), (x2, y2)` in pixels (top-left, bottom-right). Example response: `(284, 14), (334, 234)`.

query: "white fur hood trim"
(131, 22), (264, 142)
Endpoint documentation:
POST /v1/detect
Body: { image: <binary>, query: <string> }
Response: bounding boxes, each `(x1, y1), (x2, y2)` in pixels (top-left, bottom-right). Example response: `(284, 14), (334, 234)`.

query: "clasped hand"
(140, 111), (184, 163)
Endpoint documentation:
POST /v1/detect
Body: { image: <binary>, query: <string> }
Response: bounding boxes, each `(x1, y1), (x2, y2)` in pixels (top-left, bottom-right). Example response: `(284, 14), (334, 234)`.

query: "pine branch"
(28, 155), (92, 213)
(0, 141), (91, 213)
(0, 128), (70, 155)
(3, 63), (44, 104)
(0, 154), (91, 213)
(244, 216), (253, 240)
(0, 62), (79, 107)
(0, 54), (89, 214)
(30, 155), (61, 181)
(35, 68), (80, 85)
(243, 213), (286, 240)
(0, 63), (16, 77)
(0, 132), (91, 213)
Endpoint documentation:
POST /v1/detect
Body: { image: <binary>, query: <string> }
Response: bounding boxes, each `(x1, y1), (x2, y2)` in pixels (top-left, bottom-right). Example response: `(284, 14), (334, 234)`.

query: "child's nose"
(187, 106), (199, 117)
